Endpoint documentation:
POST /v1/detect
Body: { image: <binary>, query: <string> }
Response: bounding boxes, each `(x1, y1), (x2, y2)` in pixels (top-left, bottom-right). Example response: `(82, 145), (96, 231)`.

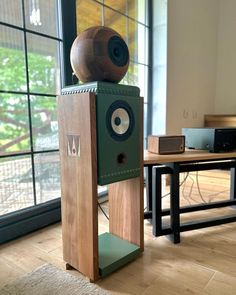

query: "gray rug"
(0, 264), (109, 295)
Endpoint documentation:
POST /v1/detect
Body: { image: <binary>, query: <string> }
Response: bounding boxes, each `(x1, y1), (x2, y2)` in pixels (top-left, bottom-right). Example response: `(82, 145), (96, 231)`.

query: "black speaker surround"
(108, 36), (129, 67)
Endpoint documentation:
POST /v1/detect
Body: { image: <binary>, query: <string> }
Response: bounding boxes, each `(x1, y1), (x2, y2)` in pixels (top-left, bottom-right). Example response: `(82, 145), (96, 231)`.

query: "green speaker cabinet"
(62, 81), (142, 185)
(58, 81), (144, 281)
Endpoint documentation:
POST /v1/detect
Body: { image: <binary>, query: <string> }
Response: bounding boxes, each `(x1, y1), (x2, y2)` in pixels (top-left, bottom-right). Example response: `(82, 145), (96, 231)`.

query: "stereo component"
(148, 135), (185, 155)
(182, 127), (236, 152)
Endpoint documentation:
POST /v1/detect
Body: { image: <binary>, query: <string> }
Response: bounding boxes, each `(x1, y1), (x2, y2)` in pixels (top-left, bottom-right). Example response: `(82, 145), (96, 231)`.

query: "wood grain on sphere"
(70, 26), (129, 83)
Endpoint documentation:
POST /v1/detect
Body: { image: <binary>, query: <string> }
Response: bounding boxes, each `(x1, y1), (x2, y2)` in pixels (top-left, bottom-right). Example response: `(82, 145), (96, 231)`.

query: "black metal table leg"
(145, 165), (153, 221)
(146, 165), (153, 212)
(152, 167), (162, 236)
(169, 163), (180, 244)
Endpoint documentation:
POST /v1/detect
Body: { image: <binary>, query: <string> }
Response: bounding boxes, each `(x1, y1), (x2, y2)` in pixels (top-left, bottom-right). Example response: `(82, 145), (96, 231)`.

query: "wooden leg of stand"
(109, 176), (144, 250)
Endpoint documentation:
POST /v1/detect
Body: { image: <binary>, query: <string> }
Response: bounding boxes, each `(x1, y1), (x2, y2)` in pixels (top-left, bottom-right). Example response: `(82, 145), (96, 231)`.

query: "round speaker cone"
(108, 36), (129, 67)
(106, 100), (135, 141)
(111, 108), (130, 135)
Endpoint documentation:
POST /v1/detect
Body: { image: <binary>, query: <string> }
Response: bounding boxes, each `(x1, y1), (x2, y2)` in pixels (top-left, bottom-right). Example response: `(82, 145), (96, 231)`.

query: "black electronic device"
(182, 127), (236, 152)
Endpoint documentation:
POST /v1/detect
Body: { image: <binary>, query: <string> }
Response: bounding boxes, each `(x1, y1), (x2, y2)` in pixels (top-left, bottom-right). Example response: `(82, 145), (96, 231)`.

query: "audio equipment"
(58, 26), (143, 282)
(148, 135), (185, 155)
(70, 26), (129, 83)
(62, 82), (142, 185)
(182, 127), (236, 152)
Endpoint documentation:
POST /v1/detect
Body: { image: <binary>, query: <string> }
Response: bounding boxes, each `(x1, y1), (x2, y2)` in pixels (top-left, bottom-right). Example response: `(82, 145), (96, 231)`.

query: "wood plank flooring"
(1, 170), (236, 294)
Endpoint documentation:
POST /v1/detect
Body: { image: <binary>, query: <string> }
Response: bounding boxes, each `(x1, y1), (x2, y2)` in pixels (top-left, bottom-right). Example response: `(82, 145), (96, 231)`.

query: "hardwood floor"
(1, 170), (236, 294)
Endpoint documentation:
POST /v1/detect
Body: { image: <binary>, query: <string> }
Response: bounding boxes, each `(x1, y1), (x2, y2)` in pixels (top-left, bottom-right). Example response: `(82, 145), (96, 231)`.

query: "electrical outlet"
(183, 109), (189, 119)
(192, 110), (197, 119)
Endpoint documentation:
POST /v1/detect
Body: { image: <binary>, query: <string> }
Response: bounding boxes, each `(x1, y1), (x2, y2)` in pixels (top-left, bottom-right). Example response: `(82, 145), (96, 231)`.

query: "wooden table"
(144, 150), (236, 243)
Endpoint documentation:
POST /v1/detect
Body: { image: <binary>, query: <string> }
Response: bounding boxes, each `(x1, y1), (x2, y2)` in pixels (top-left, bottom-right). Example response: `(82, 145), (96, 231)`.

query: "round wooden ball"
(70, 26), (129, 83)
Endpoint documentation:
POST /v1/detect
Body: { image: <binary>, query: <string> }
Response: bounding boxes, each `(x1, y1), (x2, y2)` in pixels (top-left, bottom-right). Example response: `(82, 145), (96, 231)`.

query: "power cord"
(196, 171), (207, 203)
(98, 202), (109, 220)
(162, 172), (190, 199)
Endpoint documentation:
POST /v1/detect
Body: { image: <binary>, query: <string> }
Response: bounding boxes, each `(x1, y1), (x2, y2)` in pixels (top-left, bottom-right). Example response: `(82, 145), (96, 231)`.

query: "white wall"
(214, 0), (236, 113)
(165, 0), (219, 134)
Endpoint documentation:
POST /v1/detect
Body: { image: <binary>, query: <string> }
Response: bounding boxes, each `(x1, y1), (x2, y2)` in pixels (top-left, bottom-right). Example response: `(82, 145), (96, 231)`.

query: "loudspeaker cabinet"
(58, 81), (144, 282)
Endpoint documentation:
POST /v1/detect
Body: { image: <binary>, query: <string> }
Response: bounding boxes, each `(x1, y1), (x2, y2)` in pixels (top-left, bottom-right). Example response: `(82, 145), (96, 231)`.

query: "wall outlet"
(192, 110), (197, 119)
(183, 109), (189, 119)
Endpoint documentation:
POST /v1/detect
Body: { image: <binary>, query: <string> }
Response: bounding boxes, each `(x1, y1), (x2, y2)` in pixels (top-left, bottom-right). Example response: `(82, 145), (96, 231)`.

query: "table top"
(144, 149), (236, 165)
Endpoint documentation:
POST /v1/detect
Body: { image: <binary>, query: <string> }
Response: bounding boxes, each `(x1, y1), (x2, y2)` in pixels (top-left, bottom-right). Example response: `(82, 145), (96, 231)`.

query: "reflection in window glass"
(0, 0), (23, 27)
(0, 94), (30, 156)
(35, 152), (61, 204)
(128, 20), (146, 64)
(24, 0), (60, 38)
(128, 0), (146, 24)
(105, 0), (146, 24)
(0, 26), (27, 92)
(27, 33), (61, 95)
(76, 0), (102, 34)
(122, 63), (148, 101)
(105, 7), (127, 42)
(31, 95), (58, 151)
(105, 0), (126, 15)
(0, 156), (34, 216)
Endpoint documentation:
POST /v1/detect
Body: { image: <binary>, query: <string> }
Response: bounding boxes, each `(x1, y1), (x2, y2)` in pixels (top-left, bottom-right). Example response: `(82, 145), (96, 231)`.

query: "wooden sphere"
(70, 26), (129, 83)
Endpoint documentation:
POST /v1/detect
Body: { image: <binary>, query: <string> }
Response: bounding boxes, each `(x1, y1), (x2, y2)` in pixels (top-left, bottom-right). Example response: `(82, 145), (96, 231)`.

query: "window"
(0, 1), (62, 219)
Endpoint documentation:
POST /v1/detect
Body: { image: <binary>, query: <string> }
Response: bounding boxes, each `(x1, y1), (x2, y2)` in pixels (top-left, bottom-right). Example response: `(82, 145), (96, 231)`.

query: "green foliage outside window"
(0, 47), (57, 154)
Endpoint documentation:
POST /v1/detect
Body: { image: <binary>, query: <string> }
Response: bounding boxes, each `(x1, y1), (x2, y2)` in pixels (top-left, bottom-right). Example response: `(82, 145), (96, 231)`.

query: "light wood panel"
(109, 176), (144, 250)
(144, 149), (236, 165)
(204, 114), (236, 127)
(58, 92), (99, 281)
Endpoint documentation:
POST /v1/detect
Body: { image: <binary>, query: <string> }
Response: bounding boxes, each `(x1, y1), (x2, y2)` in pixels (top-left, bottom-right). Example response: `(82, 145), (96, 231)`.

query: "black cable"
(162, 172), (190, 199)
(98, 202), (109, 220)
(186, 173), (199, 204)
(196, 171), (207, 204)
(181, 172), (191, 205)
(208, 189), (229, 202)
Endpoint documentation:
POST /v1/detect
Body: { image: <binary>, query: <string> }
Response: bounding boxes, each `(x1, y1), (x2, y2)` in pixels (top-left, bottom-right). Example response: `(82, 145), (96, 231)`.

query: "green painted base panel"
(98, 232), (141, 277)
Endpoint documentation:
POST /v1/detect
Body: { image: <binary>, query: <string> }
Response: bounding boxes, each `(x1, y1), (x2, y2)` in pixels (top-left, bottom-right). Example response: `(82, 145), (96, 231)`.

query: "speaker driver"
(111, 108), (130, 135)
(108, 36), (129, 67)
(106, 100), (135, 141)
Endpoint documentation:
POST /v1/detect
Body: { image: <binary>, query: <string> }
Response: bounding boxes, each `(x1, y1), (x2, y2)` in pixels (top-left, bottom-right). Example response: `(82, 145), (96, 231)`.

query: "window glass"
(24, 0), (60, 37)
(0, 26), (27, 92)
(0, 0), (62, 218)
(27, 33), (61, 94)
(105, 0), (127, 15)
(104, 7), (127, 42)
(76, 0), (102, 34)
(30, 95), (58, 151)
(0, 155), (34, 216)
(128, 0), (146, 24)
(0, 0), (23, 27)
(35, 152), (61, 204)
(122, 62), (148, 102)
(0, 94), (30, 156)
(105, 0), (146, 24)
(128, 20), (147, 64)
